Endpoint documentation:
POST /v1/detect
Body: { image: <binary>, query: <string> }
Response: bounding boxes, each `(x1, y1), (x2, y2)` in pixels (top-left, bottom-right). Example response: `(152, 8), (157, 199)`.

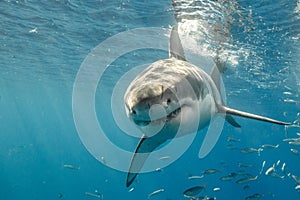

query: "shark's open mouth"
(134, 107), (182, 126)
(166, 107), (181, 120)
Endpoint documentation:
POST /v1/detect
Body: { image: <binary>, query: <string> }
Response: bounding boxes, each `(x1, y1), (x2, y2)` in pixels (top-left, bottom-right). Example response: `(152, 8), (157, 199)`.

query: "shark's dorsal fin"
(169, 25), (186, 61)
(126, 134), (167, 187)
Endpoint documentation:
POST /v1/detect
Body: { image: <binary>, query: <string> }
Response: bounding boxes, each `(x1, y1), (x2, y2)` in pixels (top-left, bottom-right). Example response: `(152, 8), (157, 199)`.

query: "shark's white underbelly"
(167, 91), (217, 139)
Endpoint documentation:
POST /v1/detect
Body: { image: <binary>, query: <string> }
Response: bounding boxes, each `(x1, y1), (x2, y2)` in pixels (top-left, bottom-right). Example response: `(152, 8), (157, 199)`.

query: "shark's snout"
(130, 107), (151, 126)
(126, 104), (152, 127)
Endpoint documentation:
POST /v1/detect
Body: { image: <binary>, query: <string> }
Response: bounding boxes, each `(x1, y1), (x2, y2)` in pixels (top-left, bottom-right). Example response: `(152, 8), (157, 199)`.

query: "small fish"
(183, 184), (206, 197)
(220, 176), (235, 181)
(284, 99), (298, 103)
(292, 175), (300, 184)
(281, 163), (286, 174)
(265, 164), (285, 179)
(283, 138), (300, 142)
(128, 187), (135, 192)
(265, 166), (275, 176)
(240, 148), (263, 156)
(259, 161), (266, 175)
(158, 156), (171, 160)
(289, 141), (300, 145)
(261, 144), (279, 149)
(290, 148), (300, 155)
(284, 85), (292, 90)
(293, 118), (300, 124)
(202, 169), (221, 175)
(245, 193), (263, 200)
(85, 192), (102, 199)
(220, 173), (237, 181)
(148, 189), (164, 199)
(270, 173), (285, 179)
(227, 136), (241, 142)
(63, 164), (80, 170)
(276, 160), (281, 167)
(213, 187), (221, 192)
(238, 162), (253, 168)
(236, 176), (258, 184)
(188, 175), (204, 180)
(295, 185), (300, 191)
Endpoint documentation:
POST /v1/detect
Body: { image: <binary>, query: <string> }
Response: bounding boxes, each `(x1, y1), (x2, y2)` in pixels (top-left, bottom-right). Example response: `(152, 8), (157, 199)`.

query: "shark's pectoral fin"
(221, 106), (291, 126)
(225, 115), (241, 128)
(126, 134), (167, 187)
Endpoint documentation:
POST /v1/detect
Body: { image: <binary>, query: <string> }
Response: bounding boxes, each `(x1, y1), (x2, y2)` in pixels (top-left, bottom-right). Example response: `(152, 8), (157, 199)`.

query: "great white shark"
(124, 26), (290, 187)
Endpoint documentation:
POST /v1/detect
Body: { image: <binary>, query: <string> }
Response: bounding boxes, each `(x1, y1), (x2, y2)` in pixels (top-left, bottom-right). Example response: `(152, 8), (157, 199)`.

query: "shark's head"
(124, 81), (182, 129)
(124, 59), (203, 138)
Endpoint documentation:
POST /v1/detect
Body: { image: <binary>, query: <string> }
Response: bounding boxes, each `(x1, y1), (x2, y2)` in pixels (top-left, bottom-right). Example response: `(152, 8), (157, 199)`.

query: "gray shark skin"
(124, 26), (290, 187)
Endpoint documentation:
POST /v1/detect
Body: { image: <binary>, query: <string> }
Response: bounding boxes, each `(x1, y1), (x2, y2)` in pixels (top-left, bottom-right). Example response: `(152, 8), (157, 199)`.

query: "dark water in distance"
(0, 0), (299, 199)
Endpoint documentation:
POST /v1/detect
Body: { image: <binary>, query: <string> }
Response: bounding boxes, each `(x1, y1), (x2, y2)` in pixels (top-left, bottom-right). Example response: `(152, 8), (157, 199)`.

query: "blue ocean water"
(0, 0), (299, 200)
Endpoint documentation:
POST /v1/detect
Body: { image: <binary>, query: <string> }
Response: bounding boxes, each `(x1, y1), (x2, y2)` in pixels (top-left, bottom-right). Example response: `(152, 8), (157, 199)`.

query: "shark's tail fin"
(220, 106), (291, 126)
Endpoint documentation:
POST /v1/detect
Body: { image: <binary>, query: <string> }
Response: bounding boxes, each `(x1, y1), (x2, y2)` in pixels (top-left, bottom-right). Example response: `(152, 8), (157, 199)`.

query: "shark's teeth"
(168, 107), (181, 119)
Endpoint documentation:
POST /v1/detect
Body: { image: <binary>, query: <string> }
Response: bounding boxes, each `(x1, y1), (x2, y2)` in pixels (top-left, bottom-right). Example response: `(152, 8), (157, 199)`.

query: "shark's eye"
(167, 98), (171, 104)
